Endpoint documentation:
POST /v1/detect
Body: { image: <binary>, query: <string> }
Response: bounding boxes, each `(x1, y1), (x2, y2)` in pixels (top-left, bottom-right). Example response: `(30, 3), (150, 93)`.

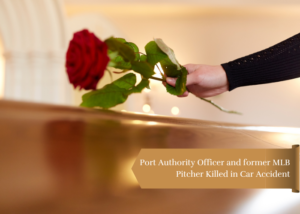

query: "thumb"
(167, 73), (198, 87)
(166, 77), (177, 87)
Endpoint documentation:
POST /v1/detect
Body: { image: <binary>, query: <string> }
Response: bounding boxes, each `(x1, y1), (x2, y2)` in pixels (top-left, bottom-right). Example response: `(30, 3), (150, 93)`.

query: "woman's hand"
(165, 64), (229, 98)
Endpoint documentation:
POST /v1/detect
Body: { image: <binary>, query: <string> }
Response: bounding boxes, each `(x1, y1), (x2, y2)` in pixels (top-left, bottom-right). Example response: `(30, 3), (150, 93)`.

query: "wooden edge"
(292, 145), (299, 193)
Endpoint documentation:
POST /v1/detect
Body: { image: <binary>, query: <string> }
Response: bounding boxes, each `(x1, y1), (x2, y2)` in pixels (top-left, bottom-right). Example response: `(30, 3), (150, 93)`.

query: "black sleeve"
(221, 33), (300, 91)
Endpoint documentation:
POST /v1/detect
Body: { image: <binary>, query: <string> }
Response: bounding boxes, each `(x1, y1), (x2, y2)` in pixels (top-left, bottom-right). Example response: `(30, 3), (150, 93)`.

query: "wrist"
(215, 65), (229, 92)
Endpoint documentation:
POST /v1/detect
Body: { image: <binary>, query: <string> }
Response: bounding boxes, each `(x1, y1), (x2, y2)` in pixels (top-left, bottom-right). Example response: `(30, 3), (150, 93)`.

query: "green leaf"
(154, 38), (181, 70)
(166, 66), (188, 95)
(129, 78), (150, 93)
(107, 50), (118, 67)
(113, 73), (136, 89)
(160, 57), (181, 77)
(80, 84), (128, 109)
(113, 38), (140, 61)
(80, 73), (136, 109)
(107, 50), (130, 69)
(105, 37), (135, 62)
(145, 41), (168, 66)
(140, 54), (147, 62)
(113, 55), (132, 69)
(108, 61), (116, 67)
(107, 41), (140, 69)
(131, 61), (155, 78)
(115, 38), (127, 43)
(125, 42), (140, 61)
(108, 51), (118, 60)
(80, 73), (150, 109)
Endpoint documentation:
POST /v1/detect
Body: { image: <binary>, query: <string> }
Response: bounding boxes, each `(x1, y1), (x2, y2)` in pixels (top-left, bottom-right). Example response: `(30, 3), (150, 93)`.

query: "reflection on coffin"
(0, 100), (299, 214)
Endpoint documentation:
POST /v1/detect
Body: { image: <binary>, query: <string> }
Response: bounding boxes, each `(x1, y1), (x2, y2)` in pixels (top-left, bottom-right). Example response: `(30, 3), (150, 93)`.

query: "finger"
(178, 91), (189, 97)
(186, 72), (200, 86)
(183, 64), (199, 74)
(166, 77), (177, 87)
(167, 72), (198, 88)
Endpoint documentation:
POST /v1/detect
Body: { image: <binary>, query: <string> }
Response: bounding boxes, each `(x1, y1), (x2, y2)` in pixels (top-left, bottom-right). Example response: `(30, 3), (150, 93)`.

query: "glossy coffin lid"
(0, 100), (299, 214)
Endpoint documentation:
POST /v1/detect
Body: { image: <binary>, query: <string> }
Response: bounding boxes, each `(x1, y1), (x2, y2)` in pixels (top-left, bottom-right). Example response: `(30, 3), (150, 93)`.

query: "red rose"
(66, 29), (109, 90)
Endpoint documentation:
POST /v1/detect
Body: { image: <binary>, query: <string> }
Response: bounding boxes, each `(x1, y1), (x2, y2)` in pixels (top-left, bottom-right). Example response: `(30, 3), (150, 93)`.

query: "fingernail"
(166, 77), (175, 84)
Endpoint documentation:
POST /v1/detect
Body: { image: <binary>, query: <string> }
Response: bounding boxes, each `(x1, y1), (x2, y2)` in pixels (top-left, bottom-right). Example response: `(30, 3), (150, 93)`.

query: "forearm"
(221, 33), (300, 91)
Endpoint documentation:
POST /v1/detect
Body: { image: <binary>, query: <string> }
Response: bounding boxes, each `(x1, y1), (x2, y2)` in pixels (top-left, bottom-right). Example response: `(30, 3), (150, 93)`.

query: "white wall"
(64, 0), (300, 6)
(0, 0), (72, 105)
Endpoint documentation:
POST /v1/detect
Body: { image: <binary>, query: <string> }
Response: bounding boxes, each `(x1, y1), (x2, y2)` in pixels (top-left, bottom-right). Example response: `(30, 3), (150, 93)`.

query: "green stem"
(155, 64), (166, 81)
(106, 69), (113, 82)
(149, 76), (164, 81)
(148, 75), (241, 115)
(198, 96), (242, 115)
(113, 69), (129, 74)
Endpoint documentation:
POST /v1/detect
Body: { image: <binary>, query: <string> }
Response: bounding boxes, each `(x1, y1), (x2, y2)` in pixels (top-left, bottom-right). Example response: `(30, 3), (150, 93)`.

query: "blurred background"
(1, 0), (300, 126)
(1, 2), (300, 214)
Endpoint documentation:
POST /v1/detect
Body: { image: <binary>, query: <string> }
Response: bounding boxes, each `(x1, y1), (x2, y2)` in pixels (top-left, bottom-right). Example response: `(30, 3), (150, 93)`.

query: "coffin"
(0, 100), (299, 214)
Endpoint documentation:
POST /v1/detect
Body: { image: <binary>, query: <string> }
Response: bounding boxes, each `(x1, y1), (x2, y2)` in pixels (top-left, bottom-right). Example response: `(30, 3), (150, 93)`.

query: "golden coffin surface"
(0, 100), (299, 214)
